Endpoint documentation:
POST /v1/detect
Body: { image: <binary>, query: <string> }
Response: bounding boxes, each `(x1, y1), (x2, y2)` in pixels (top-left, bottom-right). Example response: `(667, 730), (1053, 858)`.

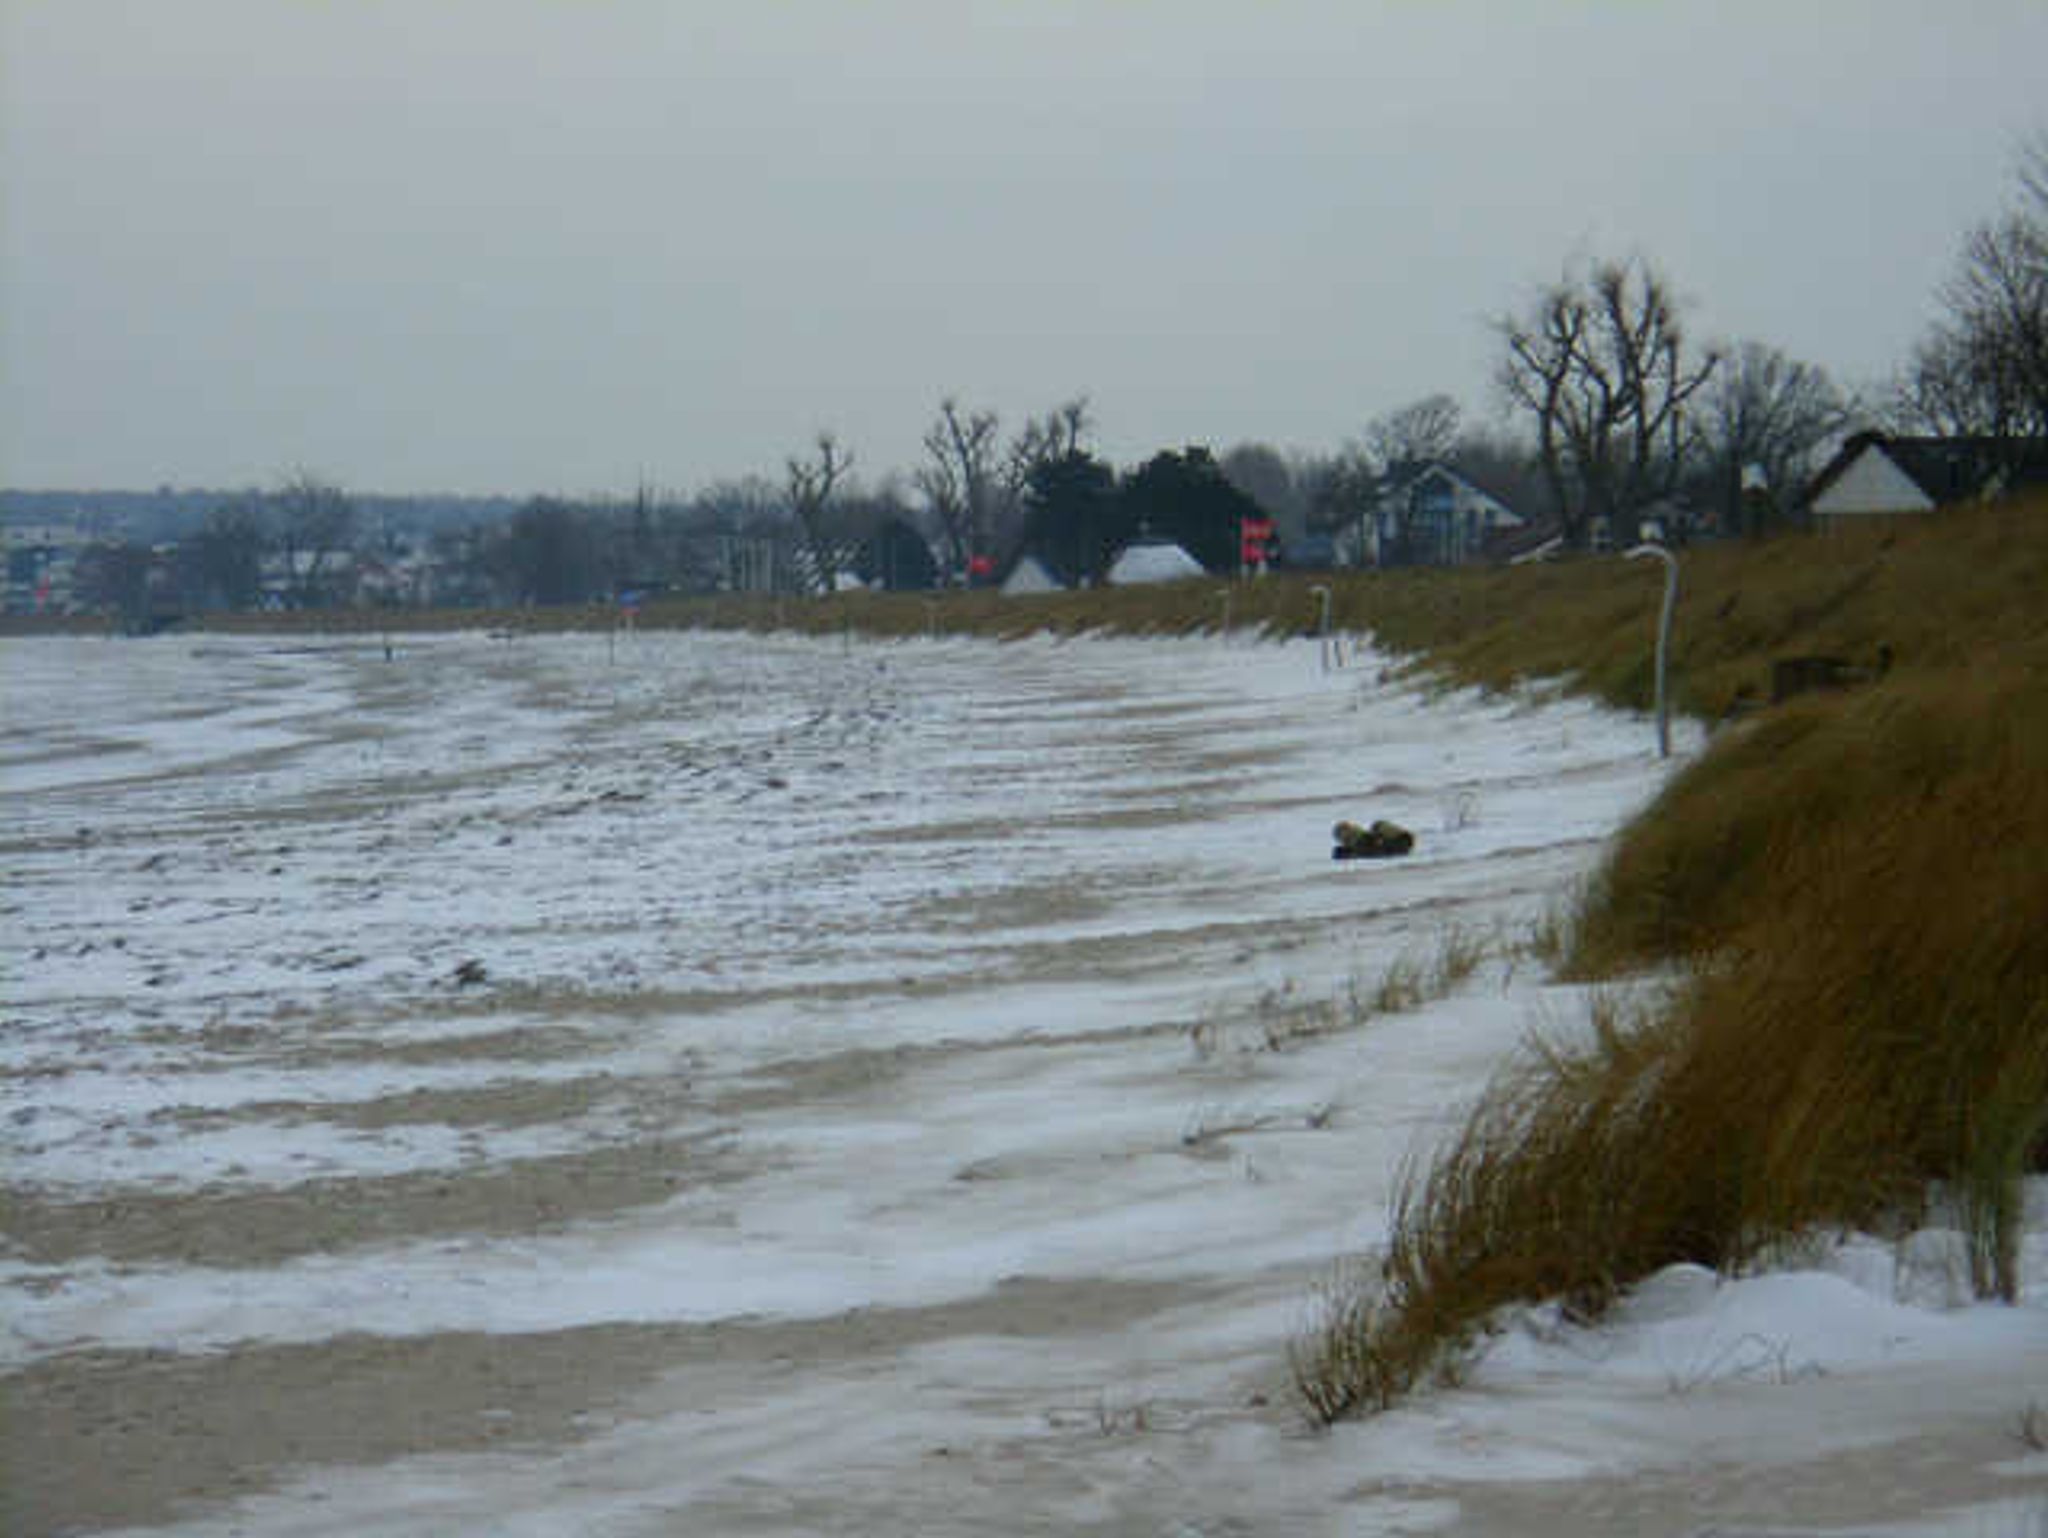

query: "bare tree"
(1219, 443), (1294, 511)
(1899, 223), (2045, 440)
(1218, 441), (1310, 547)
(75, 539), (157, 628)
(1898, 134), (2048, 440)
(1364, 394), (1462, 472)
(1894, 325), (2001, 438)
(1942, 202), (2047, 435)
(911, 446), (964, 582)
(691, 476), (791, 593)
(1005, 397), (1094, 505)
(786, 432), (852, 594)
(176, 503), (267, 610)
(1290, 445), (1378, 565)
(1497, 255), (1720, 548)
(994, 397), (1096, 556)
(492, 496), (603, 606)
(914, 399), (1000, 584)
(273, 472), (357, 606)
(1704, 341), (1852, 534)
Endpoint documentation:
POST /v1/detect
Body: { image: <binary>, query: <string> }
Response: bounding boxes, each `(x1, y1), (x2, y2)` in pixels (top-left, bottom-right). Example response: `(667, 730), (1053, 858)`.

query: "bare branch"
(786, 432), (852, 593)
(1364, 394), (1462, 471)
(1496, 255), (1717, 547)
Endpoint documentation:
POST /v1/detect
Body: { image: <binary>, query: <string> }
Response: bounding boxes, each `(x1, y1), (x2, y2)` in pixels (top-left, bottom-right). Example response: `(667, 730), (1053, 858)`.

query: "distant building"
(1000, 555), (1064, 595)
(1346, 463), (1525, 567)
(1804, 432), (2048, 530)
(3, 523), (92, 613)
(1105, 539), (1204, 585)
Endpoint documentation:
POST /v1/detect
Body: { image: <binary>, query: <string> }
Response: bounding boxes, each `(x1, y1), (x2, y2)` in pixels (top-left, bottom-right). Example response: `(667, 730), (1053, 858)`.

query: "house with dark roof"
(1804, 432), (2048, 530)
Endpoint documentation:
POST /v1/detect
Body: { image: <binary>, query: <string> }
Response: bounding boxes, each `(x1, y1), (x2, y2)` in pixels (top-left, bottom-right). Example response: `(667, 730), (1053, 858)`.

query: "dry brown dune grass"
(1293, 494), (2048, 1422)
(654, 496), (2048, 732)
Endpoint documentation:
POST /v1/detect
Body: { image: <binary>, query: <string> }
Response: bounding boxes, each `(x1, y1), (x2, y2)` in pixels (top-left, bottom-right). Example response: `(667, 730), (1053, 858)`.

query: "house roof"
(1379, 461), (1524, 524)
(1804, 431), (2048, 510)
(1106, 539), (1204, 585)
(1000, 555), (1063, 595)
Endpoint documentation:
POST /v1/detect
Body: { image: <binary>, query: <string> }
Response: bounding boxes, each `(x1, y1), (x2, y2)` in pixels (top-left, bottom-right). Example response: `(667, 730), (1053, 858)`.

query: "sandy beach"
(4, 630), (2041, 1536)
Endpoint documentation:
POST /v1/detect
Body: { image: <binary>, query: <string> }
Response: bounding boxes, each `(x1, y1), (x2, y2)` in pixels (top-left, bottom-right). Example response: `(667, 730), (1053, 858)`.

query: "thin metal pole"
(1625, 543), (1678, 758)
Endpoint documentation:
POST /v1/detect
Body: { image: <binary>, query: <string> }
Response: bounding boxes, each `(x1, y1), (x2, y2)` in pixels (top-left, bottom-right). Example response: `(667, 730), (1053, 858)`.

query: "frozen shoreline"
(4, 630), (2041, 1536)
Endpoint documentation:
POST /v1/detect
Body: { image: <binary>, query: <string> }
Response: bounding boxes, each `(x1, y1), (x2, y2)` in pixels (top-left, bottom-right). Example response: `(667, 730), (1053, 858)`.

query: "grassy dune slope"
(644, 495), (2048, 712)
(1290, 494), (2048, 1421)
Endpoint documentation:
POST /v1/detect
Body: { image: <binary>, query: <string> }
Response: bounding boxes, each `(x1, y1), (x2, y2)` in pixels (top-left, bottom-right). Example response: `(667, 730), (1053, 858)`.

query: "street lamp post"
(1625, 542), (1678, 759)
(1309, 584), (1334, 672)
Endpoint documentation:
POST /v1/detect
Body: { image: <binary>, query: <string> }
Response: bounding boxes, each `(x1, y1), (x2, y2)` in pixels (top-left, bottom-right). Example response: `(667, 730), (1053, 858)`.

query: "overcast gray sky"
(3, 1), (2043, 496)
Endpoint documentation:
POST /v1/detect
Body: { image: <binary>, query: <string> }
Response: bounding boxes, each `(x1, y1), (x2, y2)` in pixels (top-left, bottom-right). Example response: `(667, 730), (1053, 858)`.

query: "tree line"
(43, 134), (2046, 623)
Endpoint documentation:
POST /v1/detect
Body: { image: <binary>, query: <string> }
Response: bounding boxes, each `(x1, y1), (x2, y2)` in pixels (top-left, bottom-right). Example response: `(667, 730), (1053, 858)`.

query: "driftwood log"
(1332, 819), (1415, 860)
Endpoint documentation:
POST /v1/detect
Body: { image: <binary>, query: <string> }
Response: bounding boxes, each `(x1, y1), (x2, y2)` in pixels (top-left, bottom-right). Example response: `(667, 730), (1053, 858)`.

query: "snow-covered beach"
(4, 629), (2042, 1536)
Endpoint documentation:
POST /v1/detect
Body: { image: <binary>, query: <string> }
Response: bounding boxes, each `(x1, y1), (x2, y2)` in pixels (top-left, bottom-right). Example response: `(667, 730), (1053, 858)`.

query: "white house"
(1805, 432), (2048, 530)
(1348, 463), (1524, 567)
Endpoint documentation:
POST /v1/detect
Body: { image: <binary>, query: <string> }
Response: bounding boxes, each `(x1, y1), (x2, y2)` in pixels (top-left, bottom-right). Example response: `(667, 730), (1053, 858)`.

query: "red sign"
(1241, 516), (1276, 567)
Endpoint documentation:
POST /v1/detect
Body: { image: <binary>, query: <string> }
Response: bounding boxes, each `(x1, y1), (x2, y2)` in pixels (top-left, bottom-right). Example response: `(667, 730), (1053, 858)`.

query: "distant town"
(9, 415), (2047, 636)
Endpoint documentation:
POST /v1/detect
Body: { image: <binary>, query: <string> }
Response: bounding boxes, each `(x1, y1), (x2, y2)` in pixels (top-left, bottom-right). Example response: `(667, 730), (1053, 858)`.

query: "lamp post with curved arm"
(1625, 542), (1678, 758)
